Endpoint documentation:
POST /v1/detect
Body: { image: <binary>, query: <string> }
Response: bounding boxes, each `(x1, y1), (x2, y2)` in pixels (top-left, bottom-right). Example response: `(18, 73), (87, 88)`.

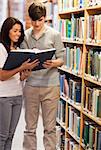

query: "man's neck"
(33, 25), (45, 40)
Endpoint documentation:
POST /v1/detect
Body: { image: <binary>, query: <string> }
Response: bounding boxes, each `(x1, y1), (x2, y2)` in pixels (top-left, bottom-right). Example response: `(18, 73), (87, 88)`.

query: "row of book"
(57, 99), (66, 123)
(84, 86), (101, 118)
(60, 75), (82, 104)
(85, 48), (101, 81)
(58, 0), (84, 12)
(58, 0), (101, 12)
(52, 3), (59, 30)
(44, 1), (53, 21)
(60, 74), (68, 97)
(86, 15), (101, 44)
(64, 46), (83, 74)
(57, 100), (80, 140)
(58, 16), (84, 42)
(68, 106), (80, 140)
(59, 14), (101, 45)
(56, 126), (65, 149)
(62, 46), (101, 81)
(57, 102), (101, 150)
(56, 125), (80, 150)
(65, 138), (79, 150)
(69, 79), (81, 104)
(83, 120), (101, 150)
(59, 74), (101, 119)
(60, 74), (81, 108)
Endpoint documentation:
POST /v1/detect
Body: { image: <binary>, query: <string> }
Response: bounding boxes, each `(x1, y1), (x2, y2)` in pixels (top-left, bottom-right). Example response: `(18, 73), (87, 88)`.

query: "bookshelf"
(43, 0), (54, 27)
(0, 0), (25, 28)
(8, 0), (25, 22)
(0, 0), (8, 27)
(43, 0), (58, 28)
(56, 1), (101, 150)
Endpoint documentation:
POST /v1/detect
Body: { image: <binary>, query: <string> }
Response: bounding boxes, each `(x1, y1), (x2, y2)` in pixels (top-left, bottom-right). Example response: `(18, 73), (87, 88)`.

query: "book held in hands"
(3, 48), (56, 71)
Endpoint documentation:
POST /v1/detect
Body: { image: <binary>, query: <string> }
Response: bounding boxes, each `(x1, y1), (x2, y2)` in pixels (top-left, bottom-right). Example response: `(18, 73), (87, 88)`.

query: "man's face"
(31, 16), (45, 32)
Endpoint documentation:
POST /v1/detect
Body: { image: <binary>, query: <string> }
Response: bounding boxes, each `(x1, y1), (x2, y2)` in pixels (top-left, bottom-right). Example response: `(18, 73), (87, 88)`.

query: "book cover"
(77, 116), (80, 138)
(56, 125), (61, 149)
(3, 48), (56, 71)
(98, 52), (101, 81)
(75, 82), (81, 104)
(83, 121), (89, 146)
(96, 130), (101, 150)
(66, 47), (70, 69)
(89, 124), (95, 149)
(97, 90), (101, 118)
(59, 74), (65, 96)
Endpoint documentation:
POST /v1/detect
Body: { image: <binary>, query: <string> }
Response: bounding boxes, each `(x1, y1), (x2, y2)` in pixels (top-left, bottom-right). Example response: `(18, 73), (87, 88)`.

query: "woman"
(0, 17), (39, 150)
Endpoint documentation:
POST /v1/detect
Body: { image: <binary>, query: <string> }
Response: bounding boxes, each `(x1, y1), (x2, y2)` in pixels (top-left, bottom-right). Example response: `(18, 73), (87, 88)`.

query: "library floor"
(12, 107), (45, 150)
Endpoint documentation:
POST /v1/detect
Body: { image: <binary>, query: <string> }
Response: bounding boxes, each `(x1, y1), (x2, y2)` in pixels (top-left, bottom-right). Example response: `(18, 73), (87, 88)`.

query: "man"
(21, 2), (64, 150)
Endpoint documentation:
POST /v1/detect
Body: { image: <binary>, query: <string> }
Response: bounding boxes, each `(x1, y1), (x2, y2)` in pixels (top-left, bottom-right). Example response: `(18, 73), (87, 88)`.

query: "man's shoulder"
(25, 27), (33, 37)
(45, 25), (59, 35)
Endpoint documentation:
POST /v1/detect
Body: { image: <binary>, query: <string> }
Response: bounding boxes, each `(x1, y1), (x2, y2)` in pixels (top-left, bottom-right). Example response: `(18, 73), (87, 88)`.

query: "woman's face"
(9, 23), (21, 43)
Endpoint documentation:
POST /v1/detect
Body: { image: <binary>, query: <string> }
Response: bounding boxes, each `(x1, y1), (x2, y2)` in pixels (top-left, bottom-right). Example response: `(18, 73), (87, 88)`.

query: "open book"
(3, 48), (56, 71)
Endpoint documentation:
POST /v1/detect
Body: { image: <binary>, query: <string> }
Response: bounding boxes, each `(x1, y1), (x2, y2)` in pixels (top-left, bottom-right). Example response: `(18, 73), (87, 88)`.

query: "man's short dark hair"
(28, 2), (46, 21)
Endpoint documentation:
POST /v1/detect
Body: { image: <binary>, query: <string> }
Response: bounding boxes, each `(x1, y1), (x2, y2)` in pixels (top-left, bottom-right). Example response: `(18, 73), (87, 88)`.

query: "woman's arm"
(0, 59), (39, 81)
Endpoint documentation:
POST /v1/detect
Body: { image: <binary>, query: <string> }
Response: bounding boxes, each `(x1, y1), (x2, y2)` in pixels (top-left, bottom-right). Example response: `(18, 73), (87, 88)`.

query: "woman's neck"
(10, 42), (17, 50)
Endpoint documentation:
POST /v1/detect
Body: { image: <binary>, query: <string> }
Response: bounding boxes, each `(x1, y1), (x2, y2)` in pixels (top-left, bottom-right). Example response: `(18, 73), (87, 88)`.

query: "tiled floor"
(12, 107), (45, 150)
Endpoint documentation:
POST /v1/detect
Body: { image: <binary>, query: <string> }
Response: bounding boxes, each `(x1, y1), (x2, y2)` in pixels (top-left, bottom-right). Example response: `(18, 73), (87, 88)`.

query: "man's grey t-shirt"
(20, 25), (64, 87)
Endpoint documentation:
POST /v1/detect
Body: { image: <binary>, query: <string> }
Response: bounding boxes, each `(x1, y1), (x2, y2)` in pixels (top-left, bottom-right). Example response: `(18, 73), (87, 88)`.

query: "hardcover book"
(3, 48), (56, 71)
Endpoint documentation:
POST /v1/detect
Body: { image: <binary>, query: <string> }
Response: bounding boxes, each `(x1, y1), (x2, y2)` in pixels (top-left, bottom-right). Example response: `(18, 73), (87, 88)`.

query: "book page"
(11, 48), (56, 53)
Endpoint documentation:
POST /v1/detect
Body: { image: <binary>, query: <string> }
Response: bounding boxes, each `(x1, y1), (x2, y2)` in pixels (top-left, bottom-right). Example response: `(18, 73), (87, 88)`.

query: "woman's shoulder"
(0, 43), (7, 54)
(0, 43), (6, 50)
(0, 43), (4, 48)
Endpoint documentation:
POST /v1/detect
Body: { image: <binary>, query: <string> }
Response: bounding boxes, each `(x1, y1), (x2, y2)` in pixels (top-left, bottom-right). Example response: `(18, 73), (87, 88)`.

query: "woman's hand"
(20, 69), (31, 81)
(20, 59), (39, 71)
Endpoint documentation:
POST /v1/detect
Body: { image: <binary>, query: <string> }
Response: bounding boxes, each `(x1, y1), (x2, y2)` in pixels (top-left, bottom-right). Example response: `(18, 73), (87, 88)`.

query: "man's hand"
(43, 59), (63, 69)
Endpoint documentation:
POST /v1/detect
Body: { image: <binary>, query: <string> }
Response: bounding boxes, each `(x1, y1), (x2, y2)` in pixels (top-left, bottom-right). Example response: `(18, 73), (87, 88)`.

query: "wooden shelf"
(57, 1), (101, 149)
(59, 8), (85, 15)
(56, 118), (66, 130)
(62, 37), (84, 44)
(60, 96), (81, 112)
(59, 5), (101, 15)
(66, 128), (80, 144)
(86, 42), (101, 47)
(86, 5), (101, 11)
(84, 74), (101, 86)
(66, 128), (86, 149)
(58, 66), (82, 79)
(83, 110), (101, 126)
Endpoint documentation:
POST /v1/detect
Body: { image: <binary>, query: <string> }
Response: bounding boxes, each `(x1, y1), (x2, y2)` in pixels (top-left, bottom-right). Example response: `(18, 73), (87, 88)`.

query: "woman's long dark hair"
(0, 17), (24, 53)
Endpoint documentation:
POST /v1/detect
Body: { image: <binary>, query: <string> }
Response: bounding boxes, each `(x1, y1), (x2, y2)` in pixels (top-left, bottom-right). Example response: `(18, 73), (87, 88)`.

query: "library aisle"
(12, 107), (45, 150)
